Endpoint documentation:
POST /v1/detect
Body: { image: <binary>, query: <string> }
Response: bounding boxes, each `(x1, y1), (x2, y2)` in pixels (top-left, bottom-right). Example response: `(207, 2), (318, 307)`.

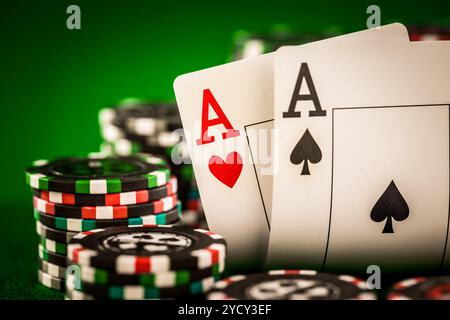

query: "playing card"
(173, 23), (409, 270)
(268, 41), (450, 273)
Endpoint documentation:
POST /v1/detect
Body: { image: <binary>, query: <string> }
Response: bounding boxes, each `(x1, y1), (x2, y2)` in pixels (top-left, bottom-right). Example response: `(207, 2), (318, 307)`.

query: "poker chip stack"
(64, 225), (227, 300)
(178, 179), (207, 229)
(98, 99), (207, 230)
(25, 154), (181, 293)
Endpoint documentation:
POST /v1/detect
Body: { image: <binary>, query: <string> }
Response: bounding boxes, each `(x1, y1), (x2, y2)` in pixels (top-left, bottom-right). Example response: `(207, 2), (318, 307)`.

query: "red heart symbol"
(208, 152), (243, 188)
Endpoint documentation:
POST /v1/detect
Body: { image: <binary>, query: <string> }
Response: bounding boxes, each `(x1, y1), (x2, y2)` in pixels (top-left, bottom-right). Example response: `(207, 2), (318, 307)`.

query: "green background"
(0, 0), (448, 299)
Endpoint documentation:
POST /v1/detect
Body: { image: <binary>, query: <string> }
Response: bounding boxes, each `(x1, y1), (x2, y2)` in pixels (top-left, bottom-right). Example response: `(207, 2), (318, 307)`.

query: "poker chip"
(388, 276), (450, 300)
(38, 269), (65, 292)
(146, 131), (182, 148)
(34, 204), (181, 232)
(26, 154), (170, 194)
(67, 225), (226, 274)
(100, 102), (181, 137)
(100, 123), (127, 143)
(100, 119), (181, 146)
(99, 107), (117, 127)
(39, 260), (66, 278)
(100, 138), (142, 155)
(33, 194), (178, 219)
(79, 260), (224, 287)
(101, 126), (182, 149)
(206, 270), (376, 300)
(39, 236), (67, 255)
(101, 139), (172, 158)
(32, 176), (178, 206)
(39, 244), (67, 267)
(36, 221), (77, 243)
(76, 276), (217, 299)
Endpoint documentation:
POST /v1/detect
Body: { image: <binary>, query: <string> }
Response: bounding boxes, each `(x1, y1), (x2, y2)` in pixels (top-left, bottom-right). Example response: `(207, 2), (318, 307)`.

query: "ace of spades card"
(268, 41), (450, 274)
(173, 24), (409, 270)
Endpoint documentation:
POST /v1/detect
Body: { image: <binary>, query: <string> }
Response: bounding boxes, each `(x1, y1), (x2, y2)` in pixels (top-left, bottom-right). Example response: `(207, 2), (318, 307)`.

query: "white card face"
(268, 41), (450, 273)
(329, 106), (449, 273)
(173, 23), (409, 270)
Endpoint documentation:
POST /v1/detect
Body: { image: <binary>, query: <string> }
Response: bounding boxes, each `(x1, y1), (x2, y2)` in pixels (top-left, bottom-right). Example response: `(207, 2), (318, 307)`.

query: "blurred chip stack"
(26, 154), (181, 293)
(231, 25), (329, 60)
(65, 225), (226, 299)
(98, 99), (207, 230)
(408, 25), (450, 41)
(179, 179), (207, 229)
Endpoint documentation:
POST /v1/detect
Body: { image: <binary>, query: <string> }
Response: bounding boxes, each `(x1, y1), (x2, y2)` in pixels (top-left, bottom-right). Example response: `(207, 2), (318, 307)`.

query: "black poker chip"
(38, 269), (65, 292)
(67, 225), (226, 274)
(39, 244), (67, 267)
(101, 102), (182, 136)
(33, 193), (178, 219)
(114, 103), (181, 130)
(31, 176), (177, 206)
(388, 276), (450, 300)
(101, 140), (172, 158)
(34, 205), (181, 232)
(75, 275), (218, 299)
(39, 259), (66, 278)
(36, 220), (77, 243)
(79, 261), (224, 287)
(26, 154), (170, 194)
(207, 270), (377, 300)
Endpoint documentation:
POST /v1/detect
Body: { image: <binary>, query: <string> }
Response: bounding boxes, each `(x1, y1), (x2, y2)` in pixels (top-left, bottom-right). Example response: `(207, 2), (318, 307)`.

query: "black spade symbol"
(290, 129), (322, 175)
(370, 180), (409, 233)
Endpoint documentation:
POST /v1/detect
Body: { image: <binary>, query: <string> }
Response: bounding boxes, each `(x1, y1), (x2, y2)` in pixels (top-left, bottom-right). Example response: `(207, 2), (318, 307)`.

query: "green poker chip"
(26, 154), (170, 194)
